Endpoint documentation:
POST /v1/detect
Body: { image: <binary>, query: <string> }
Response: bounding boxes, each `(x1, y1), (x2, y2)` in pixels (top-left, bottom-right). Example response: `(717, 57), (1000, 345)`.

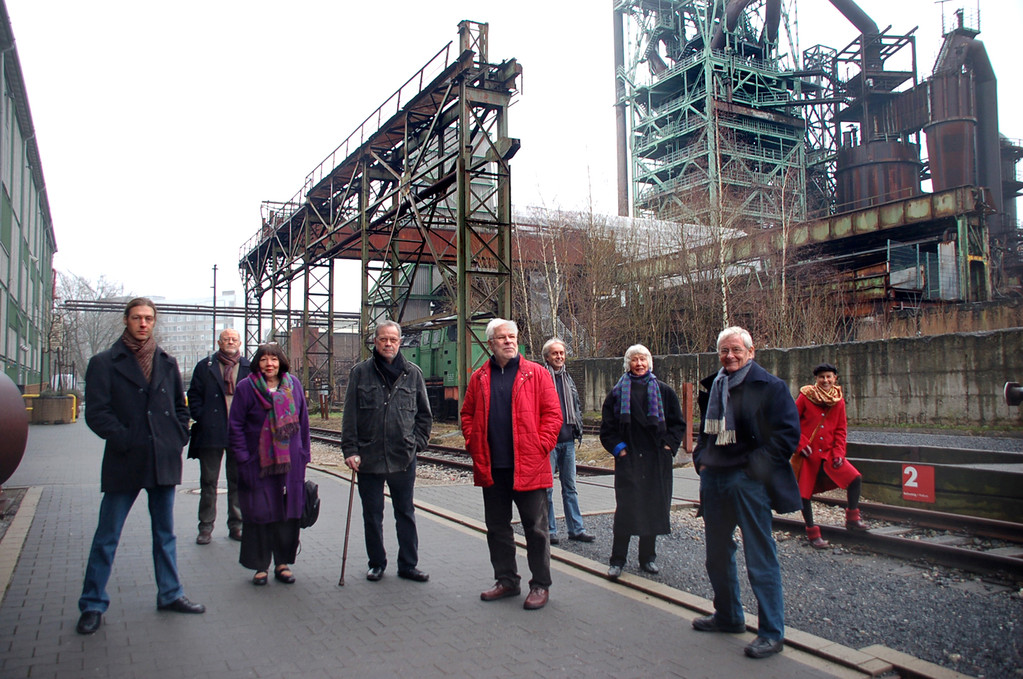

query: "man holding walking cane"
(341, 320), (433, 583)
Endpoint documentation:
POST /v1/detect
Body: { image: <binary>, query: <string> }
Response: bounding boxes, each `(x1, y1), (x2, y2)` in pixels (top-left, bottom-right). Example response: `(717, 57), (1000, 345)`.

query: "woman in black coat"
(600, 344), (685, 579)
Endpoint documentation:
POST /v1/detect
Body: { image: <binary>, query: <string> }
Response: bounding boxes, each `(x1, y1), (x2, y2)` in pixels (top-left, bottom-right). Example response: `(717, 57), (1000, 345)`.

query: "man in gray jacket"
(342, 320), (432, 582)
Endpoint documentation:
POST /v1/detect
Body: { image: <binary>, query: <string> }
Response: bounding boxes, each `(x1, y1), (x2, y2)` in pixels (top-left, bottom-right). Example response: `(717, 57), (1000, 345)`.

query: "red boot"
(845, 508), (867, 531)
(806, 525), (829, 549)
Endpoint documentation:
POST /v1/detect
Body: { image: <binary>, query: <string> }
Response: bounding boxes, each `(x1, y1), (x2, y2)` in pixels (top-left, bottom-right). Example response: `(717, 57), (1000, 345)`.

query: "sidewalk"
(1, 419), (871, 678)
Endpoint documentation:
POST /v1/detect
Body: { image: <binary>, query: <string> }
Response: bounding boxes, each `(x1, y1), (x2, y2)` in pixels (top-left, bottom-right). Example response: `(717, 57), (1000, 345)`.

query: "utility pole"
(211, 264), (218, 351)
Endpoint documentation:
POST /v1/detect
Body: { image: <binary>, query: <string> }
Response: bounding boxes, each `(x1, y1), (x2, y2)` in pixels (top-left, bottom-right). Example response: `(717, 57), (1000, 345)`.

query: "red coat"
(794, 393), (860, 498)
(460, 356), (561, 491)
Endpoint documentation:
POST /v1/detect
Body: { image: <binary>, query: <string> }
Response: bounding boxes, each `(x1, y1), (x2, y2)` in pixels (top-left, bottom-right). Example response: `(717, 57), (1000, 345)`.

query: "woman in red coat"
(794, 363), (866, 548)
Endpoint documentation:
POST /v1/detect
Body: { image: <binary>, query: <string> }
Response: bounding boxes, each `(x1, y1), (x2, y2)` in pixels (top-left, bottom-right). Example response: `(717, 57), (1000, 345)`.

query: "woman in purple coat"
(228, 343), (310, 586)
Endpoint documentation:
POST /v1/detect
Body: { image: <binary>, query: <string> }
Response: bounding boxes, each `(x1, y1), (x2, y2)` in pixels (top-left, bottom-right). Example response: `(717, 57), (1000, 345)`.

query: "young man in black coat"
(187, 328), (250, 544)
(75, 298), (205, 636)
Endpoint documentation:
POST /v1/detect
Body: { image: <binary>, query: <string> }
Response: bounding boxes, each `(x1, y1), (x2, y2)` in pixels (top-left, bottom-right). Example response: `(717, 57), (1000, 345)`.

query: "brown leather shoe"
(229, 527), (242, 542)
(480, 582), (520, 601)
(523, 587), (549, 610)
(196, 531), (212, 545)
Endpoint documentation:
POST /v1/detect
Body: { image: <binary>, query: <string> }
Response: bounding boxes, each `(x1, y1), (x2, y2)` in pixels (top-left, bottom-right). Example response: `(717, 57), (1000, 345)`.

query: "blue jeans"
(700, 467), (785, 641)
(547, 441), (585, 536)
(357, 463), (419, 573)
(79, 486), (184, 613)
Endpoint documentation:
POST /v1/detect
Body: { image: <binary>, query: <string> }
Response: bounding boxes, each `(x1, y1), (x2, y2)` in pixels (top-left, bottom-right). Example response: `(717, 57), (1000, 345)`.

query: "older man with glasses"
(691, 326), (801, 659)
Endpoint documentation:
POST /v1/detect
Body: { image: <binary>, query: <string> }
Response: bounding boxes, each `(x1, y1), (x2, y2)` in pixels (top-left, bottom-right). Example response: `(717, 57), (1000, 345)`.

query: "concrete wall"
(576, 328), (1023, 427)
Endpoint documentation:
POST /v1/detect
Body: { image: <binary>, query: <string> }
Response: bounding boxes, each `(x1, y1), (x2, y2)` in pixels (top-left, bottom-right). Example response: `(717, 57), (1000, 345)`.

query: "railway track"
(311, 427), (612, 476)
(310, 426), (1023, 577)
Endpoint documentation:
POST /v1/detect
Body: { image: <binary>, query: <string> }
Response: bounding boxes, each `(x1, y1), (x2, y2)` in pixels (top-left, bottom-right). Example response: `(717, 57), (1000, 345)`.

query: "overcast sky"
(7, 0), (1021, 307)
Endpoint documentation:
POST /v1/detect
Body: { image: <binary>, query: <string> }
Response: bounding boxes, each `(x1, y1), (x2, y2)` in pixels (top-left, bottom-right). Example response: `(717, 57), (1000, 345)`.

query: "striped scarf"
(120, 329), (155, 383)
(611, 370), (665, 432)
(547, 365), (580, 430)
(249, 373), (300, 477)
(705, 361), (753, 445)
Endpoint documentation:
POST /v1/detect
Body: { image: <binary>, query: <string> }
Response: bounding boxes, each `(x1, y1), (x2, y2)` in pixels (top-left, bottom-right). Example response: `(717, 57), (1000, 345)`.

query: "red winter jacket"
(460, 356), (562, 491)
(795, 393), (860, 497)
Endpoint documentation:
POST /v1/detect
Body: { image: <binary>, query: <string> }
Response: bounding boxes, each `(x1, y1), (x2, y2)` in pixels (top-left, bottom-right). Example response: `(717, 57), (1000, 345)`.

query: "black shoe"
(397, 568), (429, 582)
(692, 615), (745, 634)
(367, 567), (384, 582)
(76, 610), (102, 635)
(640, 561), (659, 574)
(157, 596), (206, 614)
(745, 636), (784, 659)
(607, 565), (623, 579)
(568, 532), (595, 543)
(274, 566), (296, 584)
(549, 535), (560, 545)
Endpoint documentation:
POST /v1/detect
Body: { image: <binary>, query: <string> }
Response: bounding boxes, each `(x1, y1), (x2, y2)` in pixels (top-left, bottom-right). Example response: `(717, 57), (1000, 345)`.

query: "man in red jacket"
(461, 318), (562, 610)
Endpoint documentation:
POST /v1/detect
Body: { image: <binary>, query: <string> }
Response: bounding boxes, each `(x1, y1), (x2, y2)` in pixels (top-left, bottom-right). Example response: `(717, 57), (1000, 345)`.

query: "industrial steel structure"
(239, 21), (521, 399)
(613, 0), (1021, 320)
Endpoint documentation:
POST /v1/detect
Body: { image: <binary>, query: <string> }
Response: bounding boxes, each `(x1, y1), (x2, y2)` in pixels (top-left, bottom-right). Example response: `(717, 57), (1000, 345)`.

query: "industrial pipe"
(710, 0), (781, 52)
(613, 3), (629, 217)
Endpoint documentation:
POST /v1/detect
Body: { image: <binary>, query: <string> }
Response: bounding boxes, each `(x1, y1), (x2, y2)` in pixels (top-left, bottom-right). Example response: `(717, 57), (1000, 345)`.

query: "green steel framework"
(615, 0), (806, 235)
(238, 21), (520, 401)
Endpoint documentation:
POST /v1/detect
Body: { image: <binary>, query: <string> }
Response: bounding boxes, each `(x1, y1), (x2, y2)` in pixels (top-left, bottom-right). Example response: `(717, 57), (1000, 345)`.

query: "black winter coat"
(84, 339), (190, 493)
(341, 353), (432, 474)
(600, 378), (685, 536)
(694, 361), (802, 514)
(186, 353), (250, 455)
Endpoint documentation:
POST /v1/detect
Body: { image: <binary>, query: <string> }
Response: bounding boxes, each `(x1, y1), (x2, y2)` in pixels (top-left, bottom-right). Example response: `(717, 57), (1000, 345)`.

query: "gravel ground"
(311, 427), (1023, 678)
(553, 507), (1022, 679)
(848, 429), (1023, 452)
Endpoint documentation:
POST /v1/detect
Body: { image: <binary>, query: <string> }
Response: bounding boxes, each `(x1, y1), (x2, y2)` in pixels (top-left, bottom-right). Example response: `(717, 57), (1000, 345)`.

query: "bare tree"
(55, 272), (129, 380)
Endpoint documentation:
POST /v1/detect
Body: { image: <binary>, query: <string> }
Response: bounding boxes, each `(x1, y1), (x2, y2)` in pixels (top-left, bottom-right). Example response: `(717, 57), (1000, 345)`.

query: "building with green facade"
(0, 3), (57, 388)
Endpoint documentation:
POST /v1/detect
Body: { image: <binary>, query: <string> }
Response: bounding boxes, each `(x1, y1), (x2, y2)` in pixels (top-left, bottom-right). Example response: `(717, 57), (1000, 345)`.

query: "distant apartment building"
(0, 4), (57, 388)
(155, 290), (240, 381)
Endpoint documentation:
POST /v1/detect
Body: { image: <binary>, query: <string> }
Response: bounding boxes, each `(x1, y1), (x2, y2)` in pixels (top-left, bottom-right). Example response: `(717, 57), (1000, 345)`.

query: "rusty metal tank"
(836, 140), (922, 211)
(0, 372), (29, 484)
(925, 70), (977, 191)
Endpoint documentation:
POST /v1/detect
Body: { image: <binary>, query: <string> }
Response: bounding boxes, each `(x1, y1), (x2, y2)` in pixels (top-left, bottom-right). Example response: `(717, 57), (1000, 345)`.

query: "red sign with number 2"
(902, 464), (935, 503)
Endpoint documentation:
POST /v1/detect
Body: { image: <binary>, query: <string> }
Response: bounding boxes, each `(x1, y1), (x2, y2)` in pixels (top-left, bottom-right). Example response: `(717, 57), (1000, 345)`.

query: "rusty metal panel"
(933, 188), (964, 217)
(832, 214), (853, 239)
(852, 209), (879, 235)
(879, 202), (906, 229)
(905, 195), (934, 222)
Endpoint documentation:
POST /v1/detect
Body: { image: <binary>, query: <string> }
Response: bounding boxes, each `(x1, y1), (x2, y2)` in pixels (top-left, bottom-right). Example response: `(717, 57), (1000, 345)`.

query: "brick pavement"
(0, 420), (882, 678)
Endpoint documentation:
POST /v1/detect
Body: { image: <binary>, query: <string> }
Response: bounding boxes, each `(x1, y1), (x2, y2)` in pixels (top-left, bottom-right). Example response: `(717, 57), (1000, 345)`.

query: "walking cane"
(338, 471), (356, 586)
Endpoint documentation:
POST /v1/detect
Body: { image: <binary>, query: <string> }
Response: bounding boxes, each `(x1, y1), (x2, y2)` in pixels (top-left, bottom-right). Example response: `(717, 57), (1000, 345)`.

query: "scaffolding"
(238, 21), (521, 400)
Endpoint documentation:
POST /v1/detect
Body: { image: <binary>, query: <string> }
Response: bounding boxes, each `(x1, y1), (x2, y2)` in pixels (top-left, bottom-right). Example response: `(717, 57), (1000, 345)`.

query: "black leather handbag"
(299, 480), (320, 529)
